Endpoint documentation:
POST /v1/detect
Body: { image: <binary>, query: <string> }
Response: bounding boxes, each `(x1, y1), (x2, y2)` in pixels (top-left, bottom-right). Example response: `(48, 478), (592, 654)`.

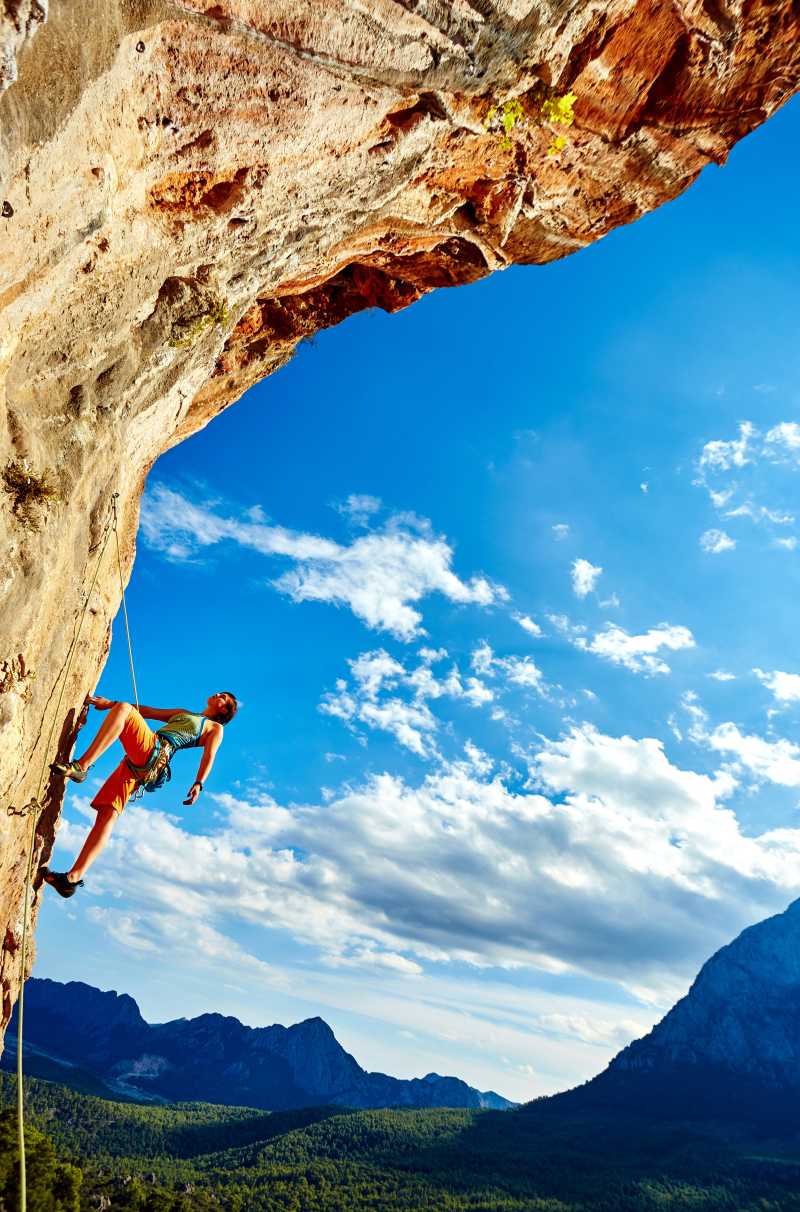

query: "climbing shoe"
(50, 758), (87, 783)
(40, 867), (83, 898)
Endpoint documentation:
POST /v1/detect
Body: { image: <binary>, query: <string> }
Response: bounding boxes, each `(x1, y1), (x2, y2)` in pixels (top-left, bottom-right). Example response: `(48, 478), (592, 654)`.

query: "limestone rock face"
(0, 0), (798, 1048)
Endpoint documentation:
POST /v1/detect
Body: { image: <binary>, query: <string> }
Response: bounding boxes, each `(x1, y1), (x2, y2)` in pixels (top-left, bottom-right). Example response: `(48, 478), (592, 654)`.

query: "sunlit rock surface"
(1, 0), (799, 1046)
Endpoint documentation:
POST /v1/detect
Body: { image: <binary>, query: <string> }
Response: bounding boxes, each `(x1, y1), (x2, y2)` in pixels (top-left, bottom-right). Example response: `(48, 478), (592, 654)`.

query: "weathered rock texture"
(0, 0), (798, 1048)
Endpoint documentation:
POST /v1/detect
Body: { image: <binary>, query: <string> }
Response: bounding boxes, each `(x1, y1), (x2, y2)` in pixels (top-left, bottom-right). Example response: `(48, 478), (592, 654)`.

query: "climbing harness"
(126, 735), (174, 795)
(6, 491), (139, 1212)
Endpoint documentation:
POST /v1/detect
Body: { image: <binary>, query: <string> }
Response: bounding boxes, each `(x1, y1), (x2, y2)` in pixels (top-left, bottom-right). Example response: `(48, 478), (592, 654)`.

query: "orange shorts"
(91, 707), (157, 815)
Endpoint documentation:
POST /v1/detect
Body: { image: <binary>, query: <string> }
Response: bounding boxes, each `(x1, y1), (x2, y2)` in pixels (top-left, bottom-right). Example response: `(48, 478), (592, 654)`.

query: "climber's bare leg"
(76, 701), (132, 769)
(68, 805), (120, 882)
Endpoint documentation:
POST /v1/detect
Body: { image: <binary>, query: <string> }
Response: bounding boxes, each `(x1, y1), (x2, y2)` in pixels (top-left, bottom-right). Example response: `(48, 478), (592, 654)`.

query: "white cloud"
(700, 528), (736, 554)
(571, 558), (603, 599)
(513, 613), (543, 638)
(334, 494), (382, 526)
(59, 727), (800, 1005)
(471, 641), (495, 676)
(708, 671), (736, 682)
(754, 668), (800, 705)
(141, 485), (506, 641)
(575, 624), (695, 676)
(724, 502), (794, 526)
(320, 648), (500, 756)
(552, 524), (570, 541)
(699, 421), (755, 471)
(765, 422), (800, 459)
(470, 642), (547, 696)
(703, 722), (800, 787)
(773, 537), (798, 551)
(640, 482), (649, 495)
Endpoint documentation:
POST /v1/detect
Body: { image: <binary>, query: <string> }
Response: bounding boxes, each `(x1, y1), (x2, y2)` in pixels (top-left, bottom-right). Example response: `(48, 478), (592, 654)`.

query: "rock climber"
(41, 691), (238, 898)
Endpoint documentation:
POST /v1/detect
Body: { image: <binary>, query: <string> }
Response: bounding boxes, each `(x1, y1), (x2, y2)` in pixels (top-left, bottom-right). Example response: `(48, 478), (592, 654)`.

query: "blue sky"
(41, 96), (800, 1103)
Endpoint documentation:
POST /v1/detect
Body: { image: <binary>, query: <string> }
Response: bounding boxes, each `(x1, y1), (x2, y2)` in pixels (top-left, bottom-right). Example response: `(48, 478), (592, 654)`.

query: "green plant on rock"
(2, 459), (57, 528)
(169, 297), (230, 350)
(483, 98), (525, 149)
(484, 89), (577, 159)
(540, 90), (576, 156)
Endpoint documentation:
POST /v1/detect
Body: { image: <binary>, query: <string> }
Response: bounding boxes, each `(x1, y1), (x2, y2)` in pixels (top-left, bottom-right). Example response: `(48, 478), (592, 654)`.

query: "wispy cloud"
(513, 613), (543, 638)
(334, 494), (383, 527)
(141, 485), (506, 641)
(694, 420), (800, 551)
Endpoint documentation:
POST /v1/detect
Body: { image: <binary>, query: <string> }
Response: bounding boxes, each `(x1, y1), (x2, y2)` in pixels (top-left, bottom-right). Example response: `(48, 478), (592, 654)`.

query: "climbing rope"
(9, 491), (139, 1212)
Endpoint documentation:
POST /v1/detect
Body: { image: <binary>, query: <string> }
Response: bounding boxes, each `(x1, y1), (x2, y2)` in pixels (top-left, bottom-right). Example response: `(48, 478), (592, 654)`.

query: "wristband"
(192, 781), (203, 791)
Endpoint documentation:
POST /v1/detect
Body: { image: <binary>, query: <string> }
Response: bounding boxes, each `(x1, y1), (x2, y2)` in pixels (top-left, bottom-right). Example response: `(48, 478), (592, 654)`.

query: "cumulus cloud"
(700, 529), (736, 554)
(320, 648), (499, 756)
(765, 422), (800, 459)
(708, 671), (736, 682)
(699, 421), (755, 472)
(703, 722), (800, 787)
(57, 727), (800, 1005)
(141, 484), (506, 641)
(470, 642), (548, 696)
(571, 558), (603, 598)
(575, 624), (695, 676)
(754, 668), (800, 705)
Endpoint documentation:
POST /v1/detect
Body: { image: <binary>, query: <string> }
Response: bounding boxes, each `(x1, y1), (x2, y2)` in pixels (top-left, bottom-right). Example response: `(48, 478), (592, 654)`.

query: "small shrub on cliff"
(2, 459), (57, 529)
(483, 98), (525, 149)
(484, 89), (577, 158)
(169, 297), (230, 350)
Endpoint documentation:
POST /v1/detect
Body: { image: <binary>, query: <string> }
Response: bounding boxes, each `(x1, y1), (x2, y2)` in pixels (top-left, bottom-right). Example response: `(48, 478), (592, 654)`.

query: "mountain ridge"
(549, 897), (800, 1127)
(5, 977), (515, 1112)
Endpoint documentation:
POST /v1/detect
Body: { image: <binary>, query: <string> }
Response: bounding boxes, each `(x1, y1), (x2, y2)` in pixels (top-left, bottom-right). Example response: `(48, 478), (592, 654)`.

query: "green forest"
(3, 1072), (800, 1211)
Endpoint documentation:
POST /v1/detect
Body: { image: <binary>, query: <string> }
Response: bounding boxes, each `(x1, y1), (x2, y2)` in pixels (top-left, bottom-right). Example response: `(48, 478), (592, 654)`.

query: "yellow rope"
(14, 491), (138, 1210)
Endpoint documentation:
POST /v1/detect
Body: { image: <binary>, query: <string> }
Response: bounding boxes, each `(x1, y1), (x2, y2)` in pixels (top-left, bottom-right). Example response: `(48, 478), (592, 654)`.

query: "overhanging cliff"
(0, 0), (798, 1046)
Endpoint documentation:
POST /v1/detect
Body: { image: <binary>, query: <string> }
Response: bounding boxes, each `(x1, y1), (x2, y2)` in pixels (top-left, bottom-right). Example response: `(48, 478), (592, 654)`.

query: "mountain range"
(552, 897), (800, 1128)
(7, 897), (800, 1127)
(4, 978), (514, 1111)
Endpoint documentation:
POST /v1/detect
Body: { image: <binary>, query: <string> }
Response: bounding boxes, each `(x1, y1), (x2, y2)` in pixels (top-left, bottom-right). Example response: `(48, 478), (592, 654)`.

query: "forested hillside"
(3, 1072), (800, 1211)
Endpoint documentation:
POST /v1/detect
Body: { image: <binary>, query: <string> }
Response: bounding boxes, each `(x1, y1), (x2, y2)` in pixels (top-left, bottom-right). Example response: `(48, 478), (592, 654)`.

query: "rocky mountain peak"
(555, 897), (800, 1124)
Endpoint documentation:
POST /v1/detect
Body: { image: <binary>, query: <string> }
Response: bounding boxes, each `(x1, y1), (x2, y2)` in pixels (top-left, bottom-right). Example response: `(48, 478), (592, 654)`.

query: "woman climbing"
(41, 691), (238, 898)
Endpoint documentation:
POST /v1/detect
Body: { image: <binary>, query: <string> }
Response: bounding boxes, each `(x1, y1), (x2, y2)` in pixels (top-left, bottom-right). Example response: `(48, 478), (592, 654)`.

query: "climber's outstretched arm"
(132, 703), (189, 721)
(87, 696), (187, 721)
(184, 725), (223, 805)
